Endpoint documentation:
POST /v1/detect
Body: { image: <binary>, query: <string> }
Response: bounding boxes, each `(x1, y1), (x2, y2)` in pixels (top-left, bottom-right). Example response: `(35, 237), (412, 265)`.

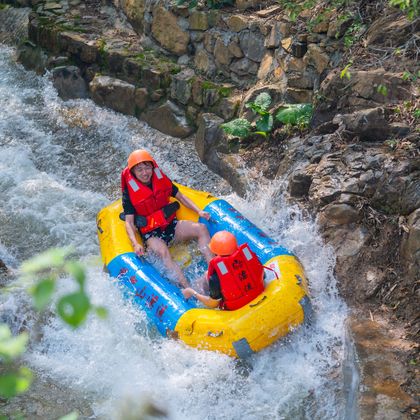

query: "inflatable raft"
(97, 184), (312, 358)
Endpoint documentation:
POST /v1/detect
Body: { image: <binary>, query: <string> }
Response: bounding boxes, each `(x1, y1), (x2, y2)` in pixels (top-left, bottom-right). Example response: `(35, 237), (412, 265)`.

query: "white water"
(0, 45), (349, 419)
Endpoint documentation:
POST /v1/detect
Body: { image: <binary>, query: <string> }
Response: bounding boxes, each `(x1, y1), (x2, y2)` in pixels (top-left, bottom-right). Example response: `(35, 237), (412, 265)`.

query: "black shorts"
(142, 218), (178, 246)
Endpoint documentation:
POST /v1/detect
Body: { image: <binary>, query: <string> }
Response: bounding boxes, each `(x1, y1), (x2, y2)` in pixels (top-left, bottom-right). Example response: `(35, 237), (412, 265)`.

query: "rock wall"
(18, 0), (358, 141)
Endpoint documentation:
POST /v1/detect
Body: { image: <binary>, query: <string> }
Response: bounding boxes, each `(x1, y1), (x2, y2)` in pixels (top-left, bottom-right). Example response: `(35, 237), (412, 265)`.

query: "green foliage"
(0, 248), (108, 401)
(59, 413), (79, 420)
(0, 324), (32, 399)
(0, 325), (28, 362)
(221, 93), (275, 139)
(275, 103), (313, 128)
(389, 0), (419, 19)
(21, 248), (107, 328)
(377, 84), (388, 96)
(245, 93), (274, 137)
(220, 118), (252, 138)
(385, 138), (399, 150)
(343, 20), (363, 48)
(402, 70), (420, 82)
(176, 0), (233, 9)
(340, 62), (352, 80)
(277, 0), (316, 22)
(0, 367), (33, 399)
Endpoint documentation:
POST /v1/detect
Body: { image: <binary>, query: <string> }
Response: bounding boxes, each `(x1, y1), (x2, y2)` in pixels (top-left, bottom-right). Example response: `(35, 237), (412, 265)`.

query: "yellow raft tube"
(97, 184), (312, 358)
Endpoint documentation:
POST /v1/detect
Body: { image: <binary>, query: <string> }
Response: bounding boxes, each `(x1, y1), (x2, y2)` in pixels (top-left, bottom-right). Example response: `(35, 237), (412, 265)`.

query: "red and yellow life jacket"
(207, 244), (265, 311)
(121, 165), (176, 234)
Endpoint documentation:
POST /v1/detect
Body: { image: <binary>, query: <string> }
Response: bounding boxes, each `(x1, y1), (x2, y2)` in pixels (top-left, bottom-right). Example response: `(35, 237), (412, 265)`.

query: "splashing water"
(0, 45), (352, 419)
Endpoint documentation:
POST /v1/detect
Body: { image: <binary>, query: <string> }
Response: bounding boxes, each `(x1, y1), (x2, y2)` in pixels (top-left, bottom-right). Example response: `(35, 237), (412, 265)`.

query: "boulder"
(321, 203), (361, 225)
(239, 30), (266, 63)
(142, 100), (194, 138)
(134, 87), (148, 111)
(52, 66), (88, 100)
(196, 113), (247, 195)
(59, 32), (98, 63)
(195, 113), (225, 162)
(225, 15), (248, 32)
(90, 75), (136, 116)
(170, 69), (194, 105)
(17, 41), (48, 74)
(313, 69), (413, 126)
(303, 44), (330, 74)
(151, 6), (190, 56)
(194, 49), (216, 76)
(214, 37), (233, 66)
(189, 11), (208, 31)
(120, 0), (146, 34)
(288, 170), (312, 198)
(332, 107), (391, 141)
(265, 22), (282, 49)
(231, 57), (258, 76)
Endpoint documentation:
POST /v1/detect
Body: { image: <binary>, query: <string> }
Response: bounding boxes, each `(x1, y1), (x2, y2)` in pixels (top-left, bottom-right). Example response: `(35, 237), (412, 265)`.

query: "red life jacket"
(207, 244), (265, 311)
(121, 165), (176, 234)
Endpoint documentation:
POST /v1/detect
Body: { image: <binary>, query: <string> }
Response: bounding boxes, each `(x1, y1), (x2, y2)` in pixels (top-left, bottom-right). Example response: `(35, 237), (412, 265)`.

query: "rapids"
(0, 44), (357, 419)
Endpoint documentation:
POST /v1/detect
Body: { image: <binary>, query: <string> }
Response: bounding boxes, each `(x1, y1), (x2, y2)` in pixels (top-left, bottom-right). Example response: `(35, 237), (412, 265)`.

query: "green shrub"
(221, 92), (274, 139)
(389, 0), (419, 19)
(275, 103), (313, 129)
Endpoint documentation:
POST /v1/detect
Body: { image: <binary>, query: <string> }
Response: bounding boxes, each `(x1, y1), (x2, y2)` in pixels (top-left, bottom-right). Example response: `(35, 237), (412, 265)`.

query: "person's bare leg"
(174, 220), (213, 263)
(146, 237), (188, 288)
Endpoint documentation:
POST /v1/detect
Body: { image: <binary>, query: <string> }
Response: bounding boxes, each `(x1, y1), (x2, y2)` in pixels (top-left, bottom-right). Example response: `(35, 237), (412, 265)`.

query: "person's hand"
(182, 288), (197, 299)
(198, 210), (210, 221)
(133, 243), (145, 257)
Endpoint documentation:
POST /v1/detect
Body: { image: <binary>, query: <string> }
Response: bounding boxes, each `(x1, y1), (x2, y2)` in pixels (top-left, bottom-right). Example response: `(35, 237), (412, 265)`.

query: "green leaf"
(0, 324), (12, 341)
(0, 327), (28, 361)
(21, 247), (72, 275)
(0, 367), (33, 398)
(275, 104), (313, 126)
(220, 118), (252, 138)
(253, 92), (272, 112)
(65, 261), (86, 288)
(30, 278), (55, 311)
(94, 306), (108, 319)
(57, 292), (91, 328)
(254, 131), (268, 137)
(58, 412), (79, 420)
(255, 114), (273, 133)
(377, 84), (388, 96)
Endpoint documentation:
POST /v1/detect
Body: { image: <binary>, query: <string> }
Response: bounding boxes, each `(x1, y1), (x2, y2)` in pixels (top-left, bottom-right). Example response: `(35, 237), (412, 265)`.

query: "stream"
(0, 42), (357, 419)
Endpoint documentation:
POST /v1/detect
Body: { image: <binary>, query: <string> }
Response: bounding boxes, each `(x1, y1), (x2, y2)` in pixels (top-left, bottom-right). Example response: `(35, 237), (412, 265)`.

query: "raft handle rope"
(263, 265), (279, 280)
(249, 295), (267, 307)
(207, 330), (223, 338)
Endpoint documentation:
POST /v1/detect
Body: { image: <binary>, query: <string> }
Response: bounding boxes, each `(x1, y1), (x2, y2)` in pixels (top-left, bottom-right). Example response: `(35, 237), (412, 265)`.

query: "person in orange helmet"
(182, 231), (265, 309)
(121, 149), (213, 288)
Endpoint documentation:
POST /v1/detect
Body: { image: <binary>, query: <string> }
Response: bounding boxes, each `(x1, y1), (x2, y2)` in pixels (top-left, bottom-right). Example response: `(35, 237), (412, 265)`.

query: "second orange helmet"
(209, 231), (238, 256)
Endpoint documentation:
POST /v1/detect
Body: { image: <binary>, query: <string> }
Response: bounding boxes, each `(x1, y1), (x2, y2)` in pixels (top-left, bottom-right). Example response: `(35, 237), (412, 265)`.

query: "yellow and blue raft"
(97, 184), (312, 358)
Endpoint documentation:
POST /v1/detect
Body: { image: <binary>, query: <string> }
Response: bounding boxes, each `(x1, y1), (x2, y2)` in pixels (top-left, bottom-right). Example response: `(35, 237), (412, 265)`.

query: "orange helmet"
(127, 149), (154, 170)
(209, 231), (238, 256)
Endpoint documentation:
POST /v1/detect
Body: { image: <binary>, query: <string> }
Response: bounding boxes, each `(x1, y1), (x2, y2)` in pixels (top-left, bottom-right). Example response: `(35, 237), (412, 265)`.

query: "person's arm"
(182, 288), (220, 308)
(175, 190), (210, 221)
(122, 188), (144, 256)
(125, 215), (144, 256)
